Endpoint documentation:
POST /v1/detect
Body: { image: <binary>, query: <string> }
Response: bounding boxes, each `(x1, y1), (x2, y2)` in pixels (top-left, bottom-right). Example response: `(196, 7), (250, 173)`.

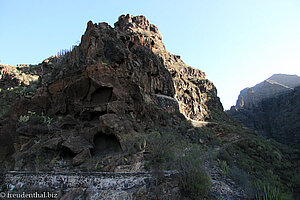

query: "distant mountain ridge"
(266, 74), (300, 88)
(228, 74), (300, 147)
(235, 74), (300, 109)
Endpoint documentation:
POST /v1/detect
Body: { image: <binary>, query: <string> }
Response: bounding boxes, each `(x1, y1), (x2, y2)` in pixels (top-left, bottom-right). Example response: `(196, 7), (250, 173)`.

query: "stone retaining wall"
(3, 171), (180, 200)
(5, 171), (152, 191)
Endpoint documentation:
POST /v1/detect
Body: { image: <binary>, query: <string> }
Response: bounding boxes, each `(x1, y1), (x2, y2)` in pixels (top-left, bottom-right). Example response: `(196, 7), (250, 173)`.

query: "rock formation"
(115, 14), (223, 120)
(0, 14), (222, 172)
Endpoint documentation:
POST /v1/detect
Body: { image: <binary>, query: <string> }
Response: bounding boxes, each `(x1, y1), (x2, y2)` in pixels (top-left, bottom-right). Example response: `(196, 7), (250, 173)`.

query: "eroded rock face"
(113, 14), (223, 121)
(168, 63), (223, 120)
(32, 14), (222, 121)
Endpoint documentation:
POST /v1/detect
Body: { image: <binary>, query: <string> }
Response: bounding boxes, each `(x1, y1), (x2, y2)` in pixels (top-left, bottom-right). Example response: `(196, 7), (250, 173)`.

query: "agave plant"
(255, 185), (281, 200)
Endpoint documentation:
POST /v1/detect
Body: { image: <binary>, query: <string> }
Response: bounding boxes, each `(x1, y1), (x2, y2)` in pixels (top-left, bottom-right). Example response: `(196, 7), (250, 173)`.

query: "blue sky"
(1, 0), (299, 109)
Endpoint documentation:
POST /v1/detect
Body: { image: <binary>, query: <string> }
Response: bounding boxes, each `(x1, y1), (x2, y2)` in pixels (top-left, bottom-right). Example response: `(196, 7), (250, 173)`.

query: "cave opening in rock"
(91, 87), (114, 104)
(92, 134), (122, 158)
(81, 110), (107, 121)
(60, 147), (77, 160)
(155, 88), (161, 94)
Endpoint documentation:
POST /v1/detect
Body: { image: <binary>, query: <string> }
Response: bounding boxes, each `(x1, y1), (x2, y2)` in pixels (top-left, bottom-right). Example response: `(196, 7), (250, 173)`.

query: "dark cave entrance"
(81, 110), (107, 121)
(91, 87), (114, 104)
(92, 134), (122, 158)
(60, 147), (77, 160)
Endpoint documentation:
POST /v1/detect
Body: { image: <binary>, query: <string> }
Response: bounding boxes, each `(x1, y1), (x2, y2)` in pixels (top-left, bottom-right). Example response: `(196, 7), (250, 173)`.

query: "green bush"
(145, 130), (185, 169)
(144, 129), (212, 199)
(178, 150), (211, 199)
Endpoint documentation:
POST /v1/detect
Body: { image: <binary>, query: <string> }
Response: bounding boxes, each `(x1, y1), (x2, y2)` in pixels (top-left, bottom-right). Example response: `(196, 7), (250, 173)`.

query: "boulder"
(72, 149), (91, 166)
(16, 124), (48, 136)
(42, 137), (62, 151)
(57, 115), (78, 129)
(98, 114), (134, 141)
(62, 136), (93, 154)
(20, 137), (39, 152)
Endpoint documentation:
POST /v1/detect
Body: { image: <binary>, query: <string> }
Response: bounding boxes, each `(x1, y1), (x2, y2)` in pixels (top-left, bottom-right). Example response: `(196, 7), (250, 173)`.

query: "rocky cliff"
(36, 14), (222, 121)
(0, 14), (222, 173)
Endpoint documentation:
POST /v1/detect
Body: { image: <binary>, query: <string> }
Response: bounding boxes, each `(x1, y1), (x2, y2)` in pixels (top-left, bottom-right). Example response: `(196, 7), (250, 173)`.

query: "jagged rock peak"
(76, 14), (223, 120)
(80, 14), (166, 62)
(34, 14), (223, 122)
(84, 14), (163, 42)
(114, 14), (162, 39)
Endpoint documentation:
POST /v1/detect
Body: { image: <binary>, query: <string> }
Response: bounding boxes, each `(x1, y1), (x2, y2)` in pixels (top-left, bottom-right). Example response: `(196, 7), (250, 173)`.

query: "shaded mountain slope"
(228, 74), (300, 147)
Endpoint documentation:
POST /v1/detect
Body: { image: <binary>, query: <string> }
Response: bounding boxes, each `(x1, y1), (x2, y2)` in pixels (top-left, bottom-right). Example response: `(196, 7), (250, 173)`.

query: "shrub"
(178, 150), (211, 199)
(121, 133), (147, 155)
(217, 149), (233, 165)
(146, 131), (179, 170)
